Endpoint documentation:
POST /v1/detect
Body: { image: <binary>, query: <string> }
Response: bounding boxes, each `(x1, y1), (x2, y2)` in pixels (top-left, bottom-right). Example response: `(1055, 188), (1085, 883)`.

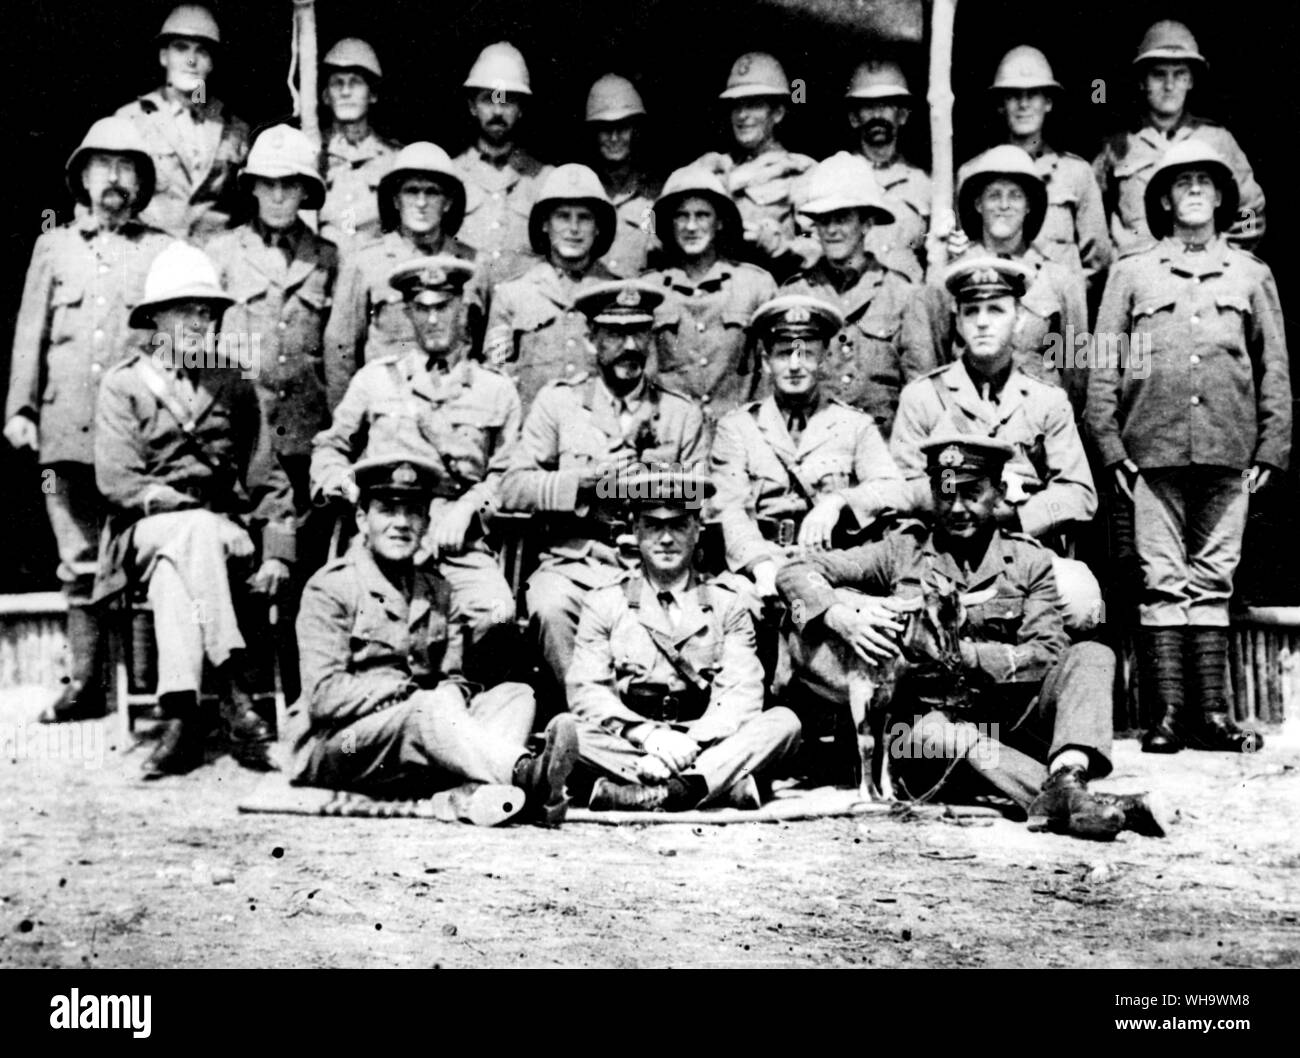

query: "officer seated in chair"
(566, 468), (801, 812)
(93, 242), (293, 779)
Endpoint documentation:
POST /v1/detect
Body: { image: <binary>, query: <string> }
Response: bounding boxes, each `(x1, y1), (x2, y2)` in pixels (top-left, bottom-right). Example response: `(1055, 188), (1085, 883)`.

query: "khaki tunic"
(318, 129), (401, 258)
(455, 145), (553, 266)
(601, 171), (661, 279)
(861, 156), (932, 280)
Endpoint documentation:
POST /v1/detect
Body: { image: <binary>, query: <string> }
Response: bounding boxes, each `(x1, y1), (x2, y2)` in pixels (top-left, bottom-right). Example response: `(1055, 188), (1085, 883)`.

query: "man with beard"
(566, 470), (801, 812)
(1094, 20), (1264, 254)
(93, 243), (296, 778)
(312, 257), (520, 679)
(317, 38), (401, 259)
(484, 164), (621, 414)
(455, 42), (553, 280)
(644, 166), (775, 440)
(500, 280), (705, 698)
(584, 74), (660, 279)
(323, 142), (473, 409)
(691, 52), (816, 282)
(776, 433), (1166, 842)
(843, 60), (932, 282)
(6, 117), (171, 723)
(1087, 142), (1286, 755)
(115, 4), (250, 244)
(988, 46), (1113, 295)
(784, 152), (928, 438)
(289, 452), (579, 826)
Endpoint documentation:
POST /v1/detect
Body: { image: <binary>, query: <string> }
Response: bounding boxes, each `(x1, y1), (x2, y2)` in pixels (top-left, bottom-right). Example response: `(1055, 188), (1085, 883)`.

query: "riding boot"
(1184, 626), (1263, 753)
(1139, 627), (1184, 753)
(40, 604), (106, 723)
(141, 691), (205, 779)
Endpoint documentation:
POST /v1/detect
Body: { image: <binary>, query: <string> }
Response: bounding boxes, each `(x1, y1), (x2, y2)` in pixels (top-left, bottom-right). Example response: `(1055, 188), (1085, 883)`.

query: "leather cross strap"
(622, 575), (714, 694)
(748, 403), (817, 509)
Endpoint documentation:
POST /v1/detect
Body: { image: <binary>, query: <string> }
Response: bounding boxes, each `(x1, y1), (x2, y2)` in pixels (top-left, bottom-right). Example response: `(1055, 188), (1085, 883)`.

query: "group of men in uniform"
(5, 6), (1287, 835)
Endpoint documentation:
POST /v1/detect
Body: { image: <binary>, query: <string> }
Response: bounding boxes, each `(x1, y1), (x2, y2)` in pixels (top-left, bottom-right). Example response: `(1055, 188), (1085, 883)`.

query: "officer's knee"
(1053, 556), (1103, 633)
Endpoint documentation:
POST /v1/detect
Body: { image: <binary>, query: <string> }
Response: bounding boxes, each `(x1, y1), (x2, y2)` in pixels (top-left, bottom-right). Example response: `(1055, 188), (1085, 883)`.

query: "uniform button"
(278, 355), (287, 364)
(1190, 395), (1200, 405)
(565, 363), (575, 373)
(697, 322), (706, 333)
(1190, 315), (1200, 324)
(493, 250), (502, 259)
(698, 357), (708, 366)
(566, 340), (576, 348)
(91, 363), (102, 374)
(93, 330), (104, 342)
(98, 265), (109, 275)
(278, 321), (287, 330)
(701, 394), (711, 404)
(492, 221), (502, 230)
(841, 375), (852, 384)
(1190, 354), (1200, 365)
(96, 296), (106, 306)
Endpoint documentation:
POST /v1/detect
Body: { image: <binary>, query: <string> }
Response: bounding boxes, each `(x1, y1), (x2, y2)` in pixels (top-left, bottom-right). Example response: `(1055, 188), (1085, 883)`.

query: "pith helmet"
(1133, 20), (1207, 68)
(957, 144), (1048, 244)
(798, 151), (895, 225)
(719, 52), (790, 100)
(322, 38), (383, 81)
(586, 74), (646, 122)
(129, 242), (232, 328)
(464, 41), (532, 97)
(528, 164), (617, 259)
(653, 166), (743, 257)
(157, 4), (220, 46)
(990, 46), (1061, 92)
(845, 60), (912, 101)
(1143, 140), (1239, 239)
(240, 124), (325, 210)
(377, 142), (467, 236)
(65, 116), (156, 212)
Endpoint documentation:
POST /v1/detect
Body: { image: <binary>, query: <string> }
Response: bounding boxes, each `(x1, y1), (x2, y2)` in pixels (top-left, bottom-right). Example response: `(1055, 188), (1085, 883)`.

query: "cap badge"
(736, 56), (752, 76)
(616, 286), (641, 307)
(784, 305), (811, 324)
(939, 445), (964, 468)
(421, 266), (446, 287)
(393, 463), (418, 485)
(970, 267), (1001, 286)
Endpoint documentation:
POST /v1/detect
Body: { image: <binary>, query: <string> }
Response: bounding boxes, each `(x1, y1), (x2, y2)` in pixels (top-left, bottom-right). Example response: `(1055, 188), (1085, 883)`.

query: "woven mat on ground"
(238, 777), (1003, 825)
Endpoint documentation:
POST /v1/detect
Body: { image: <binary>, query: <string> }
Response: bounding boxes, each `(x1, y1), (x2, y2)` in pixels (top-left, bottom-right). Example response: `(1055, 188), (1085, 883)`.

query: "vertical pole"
(927, 0), (958, 275)
(295, 0), (320, 147)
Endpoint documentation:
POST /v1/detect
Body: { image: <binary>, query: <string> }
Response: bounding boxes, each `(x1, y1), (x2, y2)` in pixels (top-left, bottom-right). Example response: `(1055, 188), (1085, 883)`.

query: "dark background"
(1, 0), (1296, 597)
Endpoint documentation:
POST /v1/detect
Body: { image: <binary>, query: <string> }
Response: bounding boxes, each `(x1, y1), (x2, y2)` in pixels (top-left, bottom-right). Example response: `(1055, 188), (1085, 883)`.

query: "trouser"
(573, 708), (802, 806)
(301, 681), (536, 797)
(1133, 466), (1249, 627)
(130, 510), (252, 696)
(526, 549), (631, 685)
(1052, 555), (1103, 633)
(44, 462), (103, 602)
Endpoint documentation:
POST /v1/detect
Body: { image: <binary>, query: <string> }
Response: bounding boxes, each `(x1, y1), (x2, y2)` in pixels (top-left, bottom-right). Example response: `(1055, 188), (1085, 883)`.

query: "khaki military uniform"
(645, 258), (776, 433)
(6, 214), (171, 601)
(711, 396), (908, 573)
(485, 260), (620, 414)
(455, 146), (553, 273)
(1093, 117), (1266, 255)
(289, 544), (535, 796)
(783, 256), (927, 436)
(93, 354), (296, 695)
(1086, 236), (1291, 627)
(860, 156), (932, 282)
(567, 572), (800, 803)
(115, 91), (250, 244)
(907, 244), (1089, 409)
(692, 145), (817, 276)
(311, 351), (521, 642)
(1024, 145), (1114, 291)
(600, 171), (661, 279)
(322, 230), (476, 409)
(499, 372), (706, 683)
(778, 520), (1115, 807)
(318, 128), (401, 258)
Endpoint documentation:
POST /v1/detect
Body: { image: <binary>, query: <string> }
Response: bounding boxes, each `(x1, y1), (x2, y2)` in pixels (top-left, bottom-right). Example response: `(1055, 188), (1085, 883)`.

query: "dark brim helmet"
(652, 170), (744, 259)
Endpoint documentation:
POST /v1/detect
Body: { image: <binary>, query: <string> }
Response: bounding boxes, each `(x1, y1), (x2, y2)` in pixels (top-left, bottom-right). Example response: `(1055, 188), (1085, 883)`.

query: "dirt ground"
(1, 686), (1297, 969)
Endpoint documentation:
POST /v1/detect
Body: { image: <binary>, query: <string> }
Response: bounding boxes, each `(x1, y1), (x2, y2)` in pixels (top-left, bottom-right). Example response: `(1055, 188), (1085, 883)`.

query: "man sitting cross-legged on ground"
(776, 433), (1166, 841)
(289, 452), (579, 826)
(567, 469), (801, 812)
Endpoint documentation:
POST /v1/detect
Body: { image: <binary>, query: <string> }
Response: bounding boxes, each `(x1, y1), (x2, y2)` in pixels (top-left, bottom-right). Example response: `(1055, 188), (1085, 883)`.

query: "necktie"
(786, 409), (807, 440)
(657, 591), (680, 631)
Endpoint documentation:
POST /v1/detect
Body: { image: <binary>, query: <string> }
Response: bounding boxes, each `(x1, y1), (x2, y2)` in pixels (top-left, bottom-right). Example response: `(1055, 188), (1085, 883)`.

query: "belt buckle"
(659, 693), (680, 724)
(777, 518), (797, 547)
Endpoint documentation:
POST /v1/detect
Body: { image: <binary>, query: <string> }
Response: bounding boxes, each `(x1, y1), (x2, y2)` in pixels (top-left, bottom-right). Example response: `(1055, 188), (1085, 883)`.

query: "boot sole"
(429, 783), (527, 827)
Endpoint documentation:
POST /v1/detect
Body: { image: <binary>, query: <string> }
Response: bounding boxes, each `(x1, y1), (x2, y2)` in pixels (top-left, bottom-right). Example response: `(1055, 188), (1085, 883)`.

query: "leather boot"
(588, 777), (670, 812)
(216, 655), (272, 744)
(1139, 627), (1185, 753)
(39, 604), (106, 723)
(1026, 764), (1125, 841)
(511, 714), (579, 825)
(1096, 791), (1171, 838)
(141, 692), (204, 779)
(1184, 627), (1262, 752)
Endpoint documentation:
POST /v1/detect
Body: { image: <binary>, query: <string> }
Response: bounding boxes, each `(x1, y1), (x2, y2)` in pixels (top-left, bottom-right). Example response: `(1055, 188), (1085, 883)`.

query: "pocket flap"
(1132, 298), (1177, 321)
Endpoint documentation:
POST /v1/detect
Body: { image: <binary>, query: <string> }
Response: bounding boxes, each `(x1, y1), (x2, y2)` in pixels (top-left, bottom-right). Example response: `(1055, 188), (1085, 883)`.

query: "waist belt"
(623, 683), (708, 724)
(758, 514), (804, 546)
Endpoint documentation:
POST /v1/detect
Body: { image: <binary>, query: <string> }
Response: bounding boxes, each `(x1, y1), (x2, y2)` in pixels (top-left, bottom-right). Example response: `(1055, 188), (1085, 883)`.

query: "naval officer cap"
(922, 432), (1015, 482)
(750, 294), (844, 344)
(388, 255), (475, 306)
(575, 279), (665, 327)
(351, 453), (442, 500)
(622, 467), (716, 513)
(942, 256), (1033, 303)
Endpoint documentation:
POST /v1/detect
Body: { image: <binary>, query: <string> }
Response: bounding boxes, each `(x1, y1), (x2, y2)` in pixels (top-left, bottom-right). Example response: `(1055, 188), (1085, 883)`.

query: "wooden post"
(926, 0), (958, 275)
(294, 0), (319, 146)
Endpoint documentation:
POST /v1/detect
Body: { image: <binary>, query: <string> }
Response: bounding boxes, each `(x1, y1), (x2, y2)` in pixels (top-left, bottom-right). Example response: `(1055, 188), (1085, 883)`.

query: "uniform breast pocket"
(1131, 297), (1178, 341)
(49, 282), (85, 346)
(856, 316), (904, 381)
(1210, 294), (1253, 349)
(350, 610), (407, 668)
(1111, 158), (1155, 182)
(612, 628), (655, 681)
(966, 595), (1024, 639)
(745, 180), (791, 209)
